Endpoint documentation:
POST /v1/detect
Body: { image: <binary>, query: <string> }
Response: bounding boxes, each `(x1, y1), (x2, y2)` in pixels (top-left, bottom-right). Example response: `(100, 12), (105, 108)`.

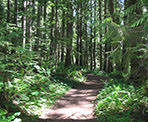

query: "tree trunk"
(7, 0), (10, 23)
(22, 0), (26, 48)
(49, 2), (54, 59)
(54, 0), (58, 65)
(14, 0), (18, 26)
(80, 2), (83, 66)
(36, 2), (42, 51)
(90, 0), (93, 70)
(61, 9), (65, 62)
(76, 3), (80, 65)
(99, 0), (102, 71)
(103, 0), (108, 72)
(65, 1), (73, 66)
(93, 0), (97, 70)
(84, 23), (88, 67)
(108, 0), (114, 72)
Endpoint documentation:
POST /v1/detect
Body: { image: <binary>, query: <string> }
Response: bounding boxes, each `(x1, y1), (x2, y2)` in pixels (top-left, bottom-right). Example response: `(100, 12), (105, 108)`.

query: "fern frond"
(124, 1), (142, 16)
(131, 14), (148, 27)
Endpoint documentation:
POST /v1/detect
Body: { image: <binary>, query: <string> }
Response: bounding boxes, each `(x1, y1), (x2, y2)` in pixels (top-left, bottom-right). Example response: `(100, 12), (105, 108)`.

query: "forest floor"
(35, 74), (105, 122)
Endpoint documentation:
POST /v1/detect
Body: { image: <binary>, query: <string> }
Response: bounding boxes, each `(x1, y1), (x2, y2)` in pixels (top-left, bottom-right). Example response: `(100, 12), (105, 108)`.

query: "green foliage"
(55, 64), (86, 83)
(0, 51), (86, 117)
(8, 74), (71, 115)
(95, 77), (148, 122)
(0, 109), (21, 122)
(0, 0), (148, 121)
(0, 44), (86, 119)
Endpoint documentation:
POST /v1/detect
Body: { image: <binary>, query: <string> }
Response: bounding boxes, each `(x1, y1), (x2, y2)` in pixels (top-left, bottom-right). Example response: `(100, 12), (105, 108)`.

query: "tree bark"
(90, 0), (93, 70)
(14, 0), (18, 26)
(76, 3), (80, 65)
(49, 2), (55, 59)
(65, 1), (73, 66)
(61, 9), (65, 62)
(80, 2), (83, 66)
(99, 0), (102, 71)
(7, 0), (10, 23)
(108, 0), (114, 72)
(103, 0), (108, 72)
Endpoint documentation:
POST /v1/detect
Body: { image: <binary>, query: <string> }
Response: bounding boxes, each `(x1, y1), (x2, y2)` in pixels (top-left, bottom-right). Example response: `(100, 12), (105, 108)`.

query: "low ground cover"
(95, 72), (148, 122)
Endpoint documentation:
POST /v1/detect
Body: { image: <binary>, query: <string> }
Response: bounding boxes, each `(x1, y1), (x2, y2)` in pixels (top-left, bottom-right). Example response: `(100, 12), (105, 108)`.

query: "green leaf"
(31, 91), (39, 96)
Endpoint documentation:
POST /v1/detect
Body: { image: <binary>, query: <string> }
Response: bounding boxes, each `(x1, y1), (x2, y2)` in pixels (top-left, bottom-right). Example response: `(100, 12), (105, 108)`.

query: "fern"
(131, 14), (148, 27)
(124, 1), (142, 16)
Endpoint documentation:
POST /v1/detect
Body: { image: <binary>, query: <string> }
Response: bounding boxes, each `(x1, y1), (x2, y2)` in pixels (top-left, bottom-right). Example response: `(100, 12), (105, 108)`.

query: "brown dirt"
(36, 74), (105, 122)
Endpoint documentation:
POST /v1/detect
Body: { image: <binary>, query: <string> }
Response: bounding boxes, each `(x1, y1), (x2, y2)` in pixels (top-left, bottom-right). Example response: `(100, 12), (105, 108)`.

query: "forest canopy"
(0, 0), (148, 121)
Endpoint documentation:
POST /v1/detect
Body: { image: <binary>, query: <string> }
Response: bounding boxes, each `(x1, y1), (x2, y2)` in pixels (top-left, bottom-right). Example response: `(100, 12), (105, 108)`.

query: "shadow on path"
(34, 74), (105, 122)
(36, 118), (97, 122)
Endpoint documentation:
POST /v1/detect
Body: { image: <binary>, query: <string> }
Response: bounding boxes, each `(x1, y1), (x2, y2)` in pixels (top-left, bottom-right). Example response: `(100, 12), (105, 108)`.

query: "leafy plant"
(0, 109), (21, 122)
(95, 77), (148, 122)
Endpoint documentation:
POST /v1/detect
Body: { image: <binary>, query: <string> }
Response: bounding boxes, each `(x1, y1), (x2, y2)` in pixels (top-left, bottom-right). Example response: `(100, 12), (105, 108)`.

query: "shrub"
(95, 79), (148, 122)
(0, 108), (21, 122)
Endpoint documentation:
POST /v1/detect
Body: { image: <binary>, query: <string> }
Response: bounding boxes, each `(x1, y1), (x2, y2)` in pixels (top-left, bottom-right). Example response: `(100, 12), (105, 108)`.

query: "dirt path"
(36, 74), (104, 122)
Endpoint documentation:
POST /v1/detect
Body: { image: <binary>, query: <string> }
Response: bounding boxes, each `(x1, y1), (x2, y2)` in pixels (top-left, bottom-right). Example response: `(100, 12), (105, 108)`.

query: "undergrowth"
(95, 72), (148, 122)
(0, 51), (86, 122)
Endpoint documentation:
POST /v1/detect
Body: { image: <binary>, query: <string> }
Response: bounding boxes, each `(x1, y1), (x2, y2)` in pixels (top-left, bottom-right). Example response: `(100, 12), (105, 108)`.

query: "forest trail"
(36, 74), (104, 122)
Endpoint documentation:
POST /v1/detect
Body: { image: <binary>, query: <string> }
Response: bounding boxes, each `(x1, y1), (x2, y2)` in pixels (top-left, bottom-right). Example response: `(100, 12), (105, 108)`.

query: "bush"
(95, 79), (148, 122)
(0, 108), (21, 122)
(55, 64), (86, 83)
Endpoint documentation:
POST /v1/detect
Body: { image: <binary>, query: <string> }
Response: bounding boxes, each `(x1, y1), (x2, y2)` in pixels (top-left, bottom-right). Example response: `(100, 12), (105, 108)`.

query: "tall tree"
(61, 6), (65, 62)
(49, 1), (55, 60)
(22, 0), (26, 48)
(7, 0), (10, 23)
(89, 0), (93, 70)
(76, 1), (80, 65)
(65, 0), (73, 66)
(14, 0), (18, 25)
(79, 1), (83, 66)
(36, 1), (42, 51)
(99, 0), (102, 71)
(103, 0), (108, 72)
(108, 0), (114, 72)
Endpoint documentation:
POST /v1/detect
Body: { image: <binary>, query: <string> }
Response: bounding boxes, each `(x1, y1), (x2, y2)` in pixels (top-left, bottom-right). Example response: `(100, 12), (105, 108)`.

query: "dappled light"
(38, 74), (104, 121)
(36, 118), (97, 122)
(0, 0), (148, 122)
